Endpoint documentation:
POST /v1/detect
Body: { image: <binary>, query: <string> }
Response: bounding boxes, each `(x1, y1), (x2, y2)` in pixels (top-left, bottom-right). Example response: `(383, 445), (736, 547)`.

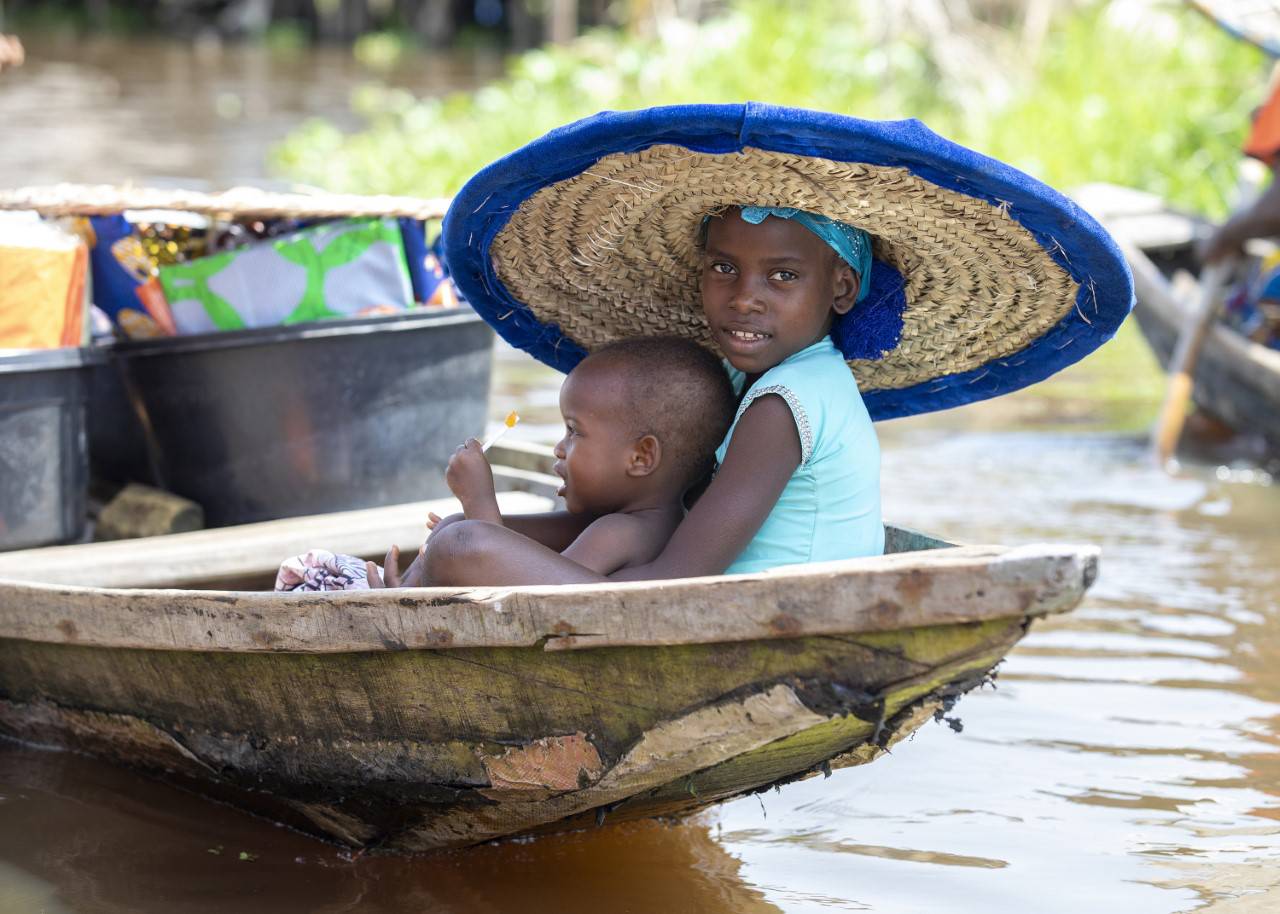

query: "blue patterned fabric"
(737, 206), (873, 303)
(442, 103), (1134, 420)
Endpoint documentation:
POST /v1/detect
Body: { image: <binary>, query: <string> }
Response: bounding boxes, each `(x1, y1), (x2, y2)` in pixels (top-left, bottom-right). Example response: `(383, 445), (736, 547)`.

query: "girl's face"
(700, 209), (858, 377)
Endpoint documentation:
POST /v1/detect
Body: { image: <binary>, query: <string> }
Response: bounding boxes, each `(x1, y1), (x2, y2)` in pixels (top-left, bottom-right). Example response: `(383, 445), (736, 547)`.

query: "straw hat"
(442, 103), (1133, 419)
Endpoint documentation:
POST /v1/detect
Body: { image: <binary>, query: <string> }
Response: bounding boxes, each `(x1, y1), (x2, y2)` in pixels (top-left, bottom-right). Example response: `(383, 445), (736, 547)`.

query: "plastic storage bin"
(0, 347), (98, 550)
(88, 309), (494, 527)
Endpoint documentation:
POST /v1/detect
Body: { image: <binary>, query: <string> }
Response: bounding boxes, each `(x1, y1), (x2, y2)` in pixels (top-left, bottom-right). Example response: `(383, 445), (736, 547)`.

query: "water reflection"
(0, 33), (500, 187)
(0, 745), (780, 914)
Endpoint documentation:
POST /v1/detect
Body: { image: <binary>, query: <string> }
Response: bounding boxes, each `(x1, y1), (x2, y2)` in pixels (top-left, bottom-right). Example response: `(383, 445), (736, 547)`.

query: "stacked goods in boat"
(0, 185), (494, 528)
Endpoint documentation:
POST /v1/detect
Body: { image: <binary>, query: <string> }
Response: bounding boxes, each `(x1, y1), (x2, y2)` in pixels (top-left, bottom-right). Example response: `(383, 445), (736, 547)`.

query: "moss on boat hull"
(0, 615), (1022, 853)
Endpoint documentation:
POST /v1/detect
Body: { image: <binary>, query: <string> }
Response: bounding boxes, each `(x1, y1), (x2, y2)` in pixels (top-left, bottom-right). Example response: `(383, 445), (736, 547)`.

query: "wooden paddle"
(1151, 259), (1232, 466)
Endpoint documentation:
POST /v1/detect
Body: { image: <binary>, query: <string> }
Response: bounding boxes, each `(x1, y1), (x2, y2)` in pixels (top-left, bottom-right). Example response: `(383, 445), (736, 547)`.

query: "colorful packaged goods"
(0, 214), (89, 350)
(83, 211), (460, 340)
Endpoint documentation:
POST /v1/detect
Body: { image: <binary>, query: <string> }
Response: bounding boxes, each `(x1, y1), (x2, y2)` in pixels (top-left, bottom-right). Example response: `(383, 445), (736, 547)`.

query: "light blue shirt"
(715, 337), (884, 574)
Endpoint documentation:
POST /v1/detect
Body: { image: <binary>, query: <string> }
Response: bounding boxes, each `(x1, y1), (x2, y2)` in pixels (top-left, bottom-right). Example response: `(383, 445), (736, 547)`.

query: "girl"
(381, 103), (1132, 586)
(399, 203), (881, 585)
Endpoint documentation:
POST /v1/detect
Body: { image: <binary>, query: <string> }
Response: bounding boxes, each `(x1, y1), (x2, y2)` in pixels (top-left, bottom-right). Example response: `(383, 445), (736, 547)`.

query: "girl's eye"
(709, 261), (736, 275)
(770, 269), (798, 282)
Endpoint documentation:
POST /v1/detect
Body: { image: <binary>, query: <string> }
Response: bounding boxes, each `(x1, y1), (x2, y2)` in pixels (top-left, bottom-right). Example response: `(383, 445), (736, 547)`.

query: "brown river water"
(3, 33), (1280, 914)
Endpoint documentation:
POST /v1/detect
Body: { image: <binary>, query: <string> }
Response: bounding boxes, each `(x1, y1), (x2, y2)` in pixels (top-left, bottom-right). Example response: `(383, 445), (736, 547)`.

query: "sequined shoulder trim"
(737, 384), (814, 466)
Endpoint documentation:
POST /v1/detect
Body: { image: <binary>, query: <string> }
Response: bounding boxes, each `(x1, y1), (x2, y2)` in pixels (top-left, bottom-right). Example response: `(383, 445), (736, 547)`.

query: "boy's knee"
(424, 519), (491, 582)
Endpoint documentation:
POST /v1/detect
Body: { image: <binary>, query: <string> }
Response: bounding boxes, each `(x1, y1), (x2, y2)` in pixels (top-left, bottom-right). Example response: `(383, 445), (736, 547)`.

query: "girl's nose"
(553, 437), (567, 459)
(729, 284), (766, 314)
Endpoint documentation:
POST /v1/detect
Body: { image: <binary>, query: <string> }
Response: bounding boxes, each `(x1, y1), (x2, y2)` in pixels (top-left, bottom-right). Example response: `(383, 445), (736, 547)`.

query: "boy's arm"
(559, 514), (651, 576)
(609, 395), (800, 580)
(430, 510), (595, 552)
(445, 439), (502, 524)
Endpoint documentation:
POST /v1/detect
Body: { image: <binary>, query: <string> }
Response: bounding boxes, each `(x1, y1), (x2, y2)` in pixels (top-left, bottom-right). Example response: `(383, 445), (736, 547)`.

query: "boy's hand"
(446, 439), (502, 524)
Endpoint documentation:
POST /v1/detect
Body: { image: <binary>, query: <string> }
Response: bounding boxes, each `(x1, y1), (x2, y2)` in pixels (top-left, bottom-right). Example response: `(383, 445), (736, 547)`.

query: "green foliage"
(353, 30), (416, 70)
(273, 0), (1266, 216)
(959, 4), (1263, 218)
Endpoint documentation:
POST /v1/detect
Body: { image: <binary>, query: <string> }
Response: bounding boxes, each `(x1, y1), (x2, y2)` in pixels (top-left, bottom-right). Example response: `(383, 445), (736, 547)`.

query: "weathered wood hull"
(0, 480), (1098, 853)
(0, 615), (1021, 852)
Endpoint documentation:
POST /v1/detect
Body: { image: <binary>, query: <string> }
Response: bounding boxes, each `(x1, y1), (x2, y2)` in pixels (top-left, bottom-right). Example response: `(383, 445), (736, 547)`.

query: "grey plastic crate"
(0, 347), (99, 550)
(88, 309), (494, 527)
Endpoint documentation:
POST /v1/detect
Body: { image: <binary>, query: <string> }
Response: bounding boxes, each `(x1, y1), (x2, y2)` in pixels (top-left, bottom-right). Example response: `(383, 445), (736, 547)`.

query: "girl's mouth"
(727, 328), (771, 342)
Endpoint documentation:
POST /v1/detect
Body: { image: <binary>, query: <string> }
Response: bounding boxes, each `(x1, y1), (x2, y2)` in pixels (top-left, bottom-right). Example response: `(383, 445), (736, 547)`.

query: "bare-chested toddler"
(368, 335), (735, 587)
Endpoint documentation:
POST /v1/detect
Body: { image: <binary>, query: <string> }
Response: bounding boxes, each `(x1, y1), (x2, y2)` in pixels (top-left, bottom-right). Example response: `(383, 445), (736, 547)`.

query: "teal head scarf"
(736, 206), (873, 303)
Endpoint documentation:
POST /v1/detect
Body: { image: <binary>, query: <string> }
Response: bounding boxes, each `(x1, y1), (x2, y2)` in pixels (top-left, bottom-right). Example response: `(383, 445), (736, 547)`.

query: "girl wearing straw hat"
(387, 104), (1132, 587)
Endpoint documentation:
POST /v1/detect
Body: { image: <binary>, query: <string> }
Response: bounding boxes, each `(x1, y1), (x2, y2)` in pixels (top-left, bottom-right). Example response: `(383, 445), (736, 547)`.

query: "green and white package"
(158, 218), (414, 334)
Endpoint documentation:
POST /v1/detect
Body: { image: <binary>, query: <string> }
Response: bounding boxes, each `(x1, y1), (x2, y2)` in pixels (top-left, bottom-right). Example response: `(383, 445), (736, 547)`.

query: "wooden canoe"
(0, 445), (1099, 854)
(1075, 182), (1280, 453)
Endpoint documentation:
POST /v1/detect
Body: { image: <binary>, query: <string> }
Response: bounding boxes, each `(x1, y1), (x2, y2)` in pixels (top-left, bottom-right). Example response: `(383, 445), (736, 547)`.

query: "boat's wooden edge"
(0, 441), (947, 589)
(0, 542), (1100, 653)
(0, 183), (451, 221)
(0, 490), (554, 590)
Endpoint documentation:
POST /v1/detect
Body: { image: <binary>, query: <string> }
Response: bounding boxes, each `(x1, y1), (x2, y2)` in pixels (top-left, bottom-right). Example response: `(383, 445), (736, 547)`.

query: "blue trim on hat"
(443, 103), (1134, 420)
(833, 259), (907, 361)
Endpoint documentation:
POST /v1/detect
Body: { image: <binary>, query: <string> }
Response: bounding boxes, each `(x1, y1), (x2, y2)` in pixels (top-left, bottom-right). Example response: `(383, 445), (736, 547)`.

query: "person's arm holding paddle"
(1198, 169), (1280, 264)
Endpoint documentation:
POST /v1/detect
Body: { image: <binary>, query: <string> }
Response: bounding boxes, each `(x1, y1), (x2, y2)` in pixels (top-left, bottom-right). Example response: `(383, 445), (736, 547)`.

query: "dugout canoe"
(0, 449), (1098, 854)
(1075, 182), (1280, 454)
(1126, 243), (1280, 453)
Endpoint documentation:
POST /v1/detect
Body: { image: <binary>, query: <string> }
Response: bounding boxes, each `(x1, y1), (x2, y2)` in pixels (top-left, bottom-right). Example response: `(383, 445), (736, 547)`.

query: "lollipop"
(481, 410), (519, 452)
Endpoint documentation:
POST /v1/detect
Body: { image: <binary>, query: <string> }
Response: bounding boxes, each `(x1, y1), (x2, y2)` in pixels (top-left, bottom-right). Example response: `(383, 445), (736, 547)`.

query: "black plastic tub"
(0, 347), (100, 550)
(88, 309), (494, 527)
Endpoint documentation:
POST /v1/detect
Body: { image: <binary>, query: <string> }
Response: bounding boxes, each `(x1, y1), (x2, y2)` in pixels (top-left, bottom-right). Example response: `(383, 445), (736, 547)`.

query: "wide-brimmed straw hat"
(442, 103), (1133, 419)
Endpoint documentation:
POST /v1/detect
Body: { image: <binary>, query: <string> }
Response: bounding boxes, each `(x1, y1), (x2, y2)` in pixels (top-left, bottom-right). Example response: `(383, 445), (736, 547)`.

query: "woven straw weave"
(491, 145), (1080, 391)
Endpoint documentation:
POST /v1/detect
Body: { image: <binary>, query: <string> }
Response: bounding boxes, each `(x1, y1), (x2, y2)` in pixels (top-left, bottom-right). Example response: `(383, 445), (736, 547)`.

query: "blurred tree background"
(3, 0), (1267, 214)
(272, 0), (1265, 215)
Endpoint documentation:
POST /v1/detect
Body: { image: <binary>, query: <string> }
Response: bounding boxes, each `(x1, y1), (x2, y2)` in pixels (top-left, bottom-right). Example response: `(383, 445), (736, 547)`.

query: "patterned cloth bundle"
(274, 549), (377, 592)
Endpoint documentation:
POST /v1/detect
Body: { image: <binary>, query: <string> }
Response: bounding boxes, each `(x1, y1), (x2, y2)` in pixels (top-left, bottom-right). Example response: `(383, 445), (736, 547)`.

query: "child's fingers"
(381, 545), (401, 587)
(426, 511), (442, 529)
(365, 561), (384, 588)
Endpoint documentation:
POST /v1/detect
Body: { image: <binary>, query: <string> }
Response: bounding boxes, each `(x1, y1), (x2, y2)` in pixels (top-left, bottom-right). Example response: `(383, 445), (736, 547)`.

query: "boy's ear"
(627, 434), (661, 477)
(832, 263), (858, 316)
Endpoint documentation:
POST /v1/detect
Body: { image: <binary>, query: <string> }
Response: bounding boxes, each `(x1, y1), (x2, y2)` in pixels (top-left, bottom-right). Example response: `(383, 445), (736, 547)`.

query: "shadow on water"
(0, 744), (780, 914)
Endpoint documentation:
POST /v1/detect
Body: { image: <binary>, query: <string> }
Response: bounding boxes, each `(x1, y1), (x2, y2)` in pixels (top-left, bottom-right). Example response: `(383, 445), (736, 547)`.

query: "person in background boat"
(278, 335), (735, 591)
(0, 35), (22, 73)
(1199, 80), (1280, 349)
(377, 205), (884, 587)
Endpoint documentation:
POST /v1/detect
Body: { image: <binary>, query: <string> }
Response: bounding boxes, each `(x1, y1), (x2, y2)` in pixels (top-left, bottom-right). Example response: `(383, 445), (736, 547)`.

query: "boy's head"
(553, 336), (735, 514)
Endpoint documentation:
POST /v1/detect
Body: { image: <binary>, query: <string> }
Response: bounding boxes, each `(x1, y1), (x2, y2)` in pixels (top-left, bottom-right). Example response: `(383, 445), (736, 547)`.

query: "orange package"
(0, 218), (89, 349)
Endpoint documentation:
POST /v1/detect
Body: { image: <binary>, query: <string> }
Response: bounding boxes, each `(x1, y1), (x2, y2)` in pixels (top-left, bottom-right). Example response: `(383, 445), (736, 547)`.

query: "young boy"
(364, 335), (735, 588)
